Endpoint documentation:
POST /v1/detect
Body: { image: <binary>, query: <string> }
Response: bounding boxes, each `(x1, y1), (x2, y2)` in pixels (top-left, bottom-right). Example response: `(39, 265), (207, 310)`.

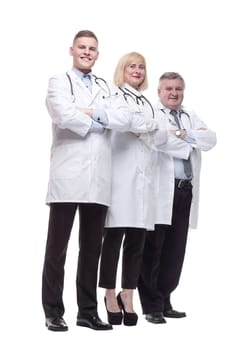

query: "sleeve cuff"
(92, 109), (109, 126)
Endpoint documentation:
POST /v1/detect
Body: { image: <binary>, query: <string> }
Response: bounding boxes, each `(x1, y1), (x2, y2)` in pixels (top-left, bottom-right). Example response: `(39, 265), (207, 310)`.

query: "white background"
(0, 0), (232, 349)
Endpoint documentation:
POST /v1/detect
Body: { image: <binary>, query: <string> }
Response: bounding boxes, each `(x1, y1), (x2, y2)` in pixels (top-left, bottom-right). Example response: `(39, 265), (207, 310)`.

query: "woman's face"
(124, 60), (146, 90)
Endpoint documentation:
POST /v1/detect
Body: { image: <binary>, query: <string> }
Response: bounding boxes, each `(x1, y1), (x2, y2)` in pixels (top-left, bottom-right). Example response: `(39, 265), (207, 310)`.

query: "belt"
(175, 179), (193, 190)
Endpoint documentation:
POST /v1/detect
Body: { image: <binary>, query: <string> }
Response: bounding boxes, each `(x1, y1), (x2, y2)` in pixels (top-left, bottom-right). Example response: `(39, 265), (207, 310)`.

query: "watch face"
(175, 130), (181, 136)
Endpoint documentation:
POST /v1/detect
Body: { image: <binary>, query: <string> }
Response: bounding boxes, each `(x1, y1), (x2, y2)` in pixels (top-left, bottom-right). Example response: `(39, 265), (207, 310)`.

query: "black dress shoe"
(163, 309), (186, 318)
(46, 316), (68, 331)
(117, 292), (138, 326)
(145, 312), (166, 324)
(104, 297), (123, 325)
(76, 314), (113, 330)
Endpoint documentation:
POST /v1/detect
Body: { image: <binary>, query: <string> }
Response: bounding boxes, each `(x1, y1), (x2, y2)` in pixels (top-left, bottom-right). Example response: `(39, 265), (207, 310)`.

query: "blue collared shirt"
(162, 106), (196, 179)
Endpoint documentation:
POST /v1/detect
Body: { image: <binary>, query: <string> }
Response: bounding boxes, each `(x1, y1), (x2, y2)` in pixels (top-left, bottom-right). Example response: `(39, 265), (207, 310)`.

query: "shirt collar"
(157, 100), (184, 113)
(72, 67), (93, 79)
(122, 83), (142, 97)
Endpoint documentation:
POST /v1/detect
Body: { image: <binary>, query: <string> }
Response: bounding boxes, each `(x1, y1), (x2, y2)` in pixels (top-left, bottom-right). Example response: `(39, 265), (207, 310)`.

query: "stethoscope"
(66, 72), (112, 102)
(161, 108), (192, 128)
(119, 87), (155, 118)
(66, 72), (154, 119)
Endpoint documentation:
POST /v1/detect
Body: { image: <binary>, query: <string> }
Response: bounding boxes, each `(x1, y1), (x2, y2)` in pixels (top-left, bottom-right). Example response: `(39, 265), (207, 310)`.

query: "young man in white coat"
(138, 72), (217, 324)
(42, 30), (157, 332)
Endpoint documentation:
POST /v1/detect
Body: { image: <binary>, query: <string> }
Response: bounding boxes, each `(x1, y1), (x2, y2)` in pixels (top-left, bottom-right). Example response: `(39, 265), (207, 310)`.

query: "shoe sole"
(123, 322), (138, 326)
(145, 318), (166, 324)
(76, 319), (113, 331)
(123, 318), (138, 326)
(163, 315), (186, 318)
(46, 324), (68, 331)
(109, 320), (122, 325)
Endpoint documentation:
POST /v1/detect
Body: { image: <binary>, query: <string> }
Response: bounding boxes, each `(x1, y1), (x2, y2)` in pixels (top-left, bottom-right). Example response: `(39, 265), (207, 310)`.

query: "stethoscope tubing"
(119, 87), (155, 119)
(162, 108), (192, 128)
(66, 72), (111, 102)
(65, 73), (154, 120)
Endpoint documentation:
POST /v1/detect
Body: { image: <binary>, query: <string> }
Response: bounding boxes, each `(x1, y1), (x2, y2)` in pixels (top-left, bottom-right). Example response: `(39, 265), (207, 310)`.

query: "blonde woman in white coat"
(138, 72), (217, 324)
(42, 32), (157, 332)
(98, 53), (166, 326)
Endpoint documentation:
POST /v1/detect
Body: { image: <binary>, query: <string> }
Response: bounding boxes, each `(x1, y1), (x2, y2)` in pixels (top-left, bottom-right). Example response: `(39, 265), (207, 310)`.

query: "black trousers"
(99, 227), (146, 289)
(42, 202), (107, 318)
(138, 183), (192, 314)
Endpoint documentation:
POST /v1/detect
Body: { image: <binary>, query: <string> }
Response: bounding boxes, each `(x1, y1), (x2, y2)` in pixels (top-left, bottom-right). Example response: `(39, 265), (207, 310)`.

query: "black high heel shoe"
(117, 292), (138, 326)
(104, 297), (123, 325)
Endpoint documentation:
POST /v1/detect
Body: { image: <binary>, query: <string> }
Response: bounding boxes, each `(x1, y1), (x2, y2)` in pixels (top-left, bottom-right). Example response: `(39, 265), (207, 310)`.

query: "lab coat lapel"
(66, 69), (106, 106)
(91, 76), (104, 101)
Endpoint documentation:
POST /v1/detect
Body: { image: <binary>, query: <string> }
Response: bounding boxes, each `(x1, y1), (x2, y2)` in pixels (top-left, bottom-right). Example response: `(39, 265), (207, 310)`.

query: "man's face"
(70, 36), (99, 73)
(158, 78), (184, 110)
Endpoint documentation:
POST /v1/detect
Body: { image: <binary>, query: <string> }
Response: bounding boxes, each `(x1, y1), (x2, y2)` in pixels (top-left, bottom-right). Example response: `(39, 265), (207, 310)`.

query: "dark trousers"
(99, 227), (146, 289)
(42, 202), (107, 318)
(138, 183), (192, 314)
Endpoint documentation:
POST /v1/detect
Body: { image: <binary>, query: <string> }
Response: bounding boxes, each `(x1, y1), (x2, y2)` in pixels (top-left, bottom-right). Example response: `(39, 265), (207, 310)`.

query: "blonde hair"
(113, 52), (148, 91)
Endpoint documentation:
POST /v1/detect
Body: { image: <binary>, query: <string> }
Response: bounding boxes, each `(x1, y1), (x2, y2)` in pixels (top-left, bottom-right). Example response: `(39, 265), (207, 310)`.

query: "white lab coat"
(105, 85), (167, 230)
(152, 101), (217, 229)
(45, 70), (157, 206)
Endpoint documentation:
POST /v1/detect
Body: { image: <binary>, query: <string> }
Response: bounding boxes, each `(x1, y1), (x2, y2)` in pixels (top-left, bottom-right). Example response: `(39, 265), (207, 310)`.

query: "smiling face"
(124, 61), (146, 90)
(158, 78), (185, 110)
(69, 36), (99, 73)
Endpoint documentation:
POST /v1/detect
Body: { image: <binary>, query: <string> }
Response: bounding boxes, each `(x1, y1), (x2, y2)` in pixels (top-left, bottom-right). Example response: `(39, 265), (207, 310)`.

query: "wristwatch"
(175, 129), (181, 137)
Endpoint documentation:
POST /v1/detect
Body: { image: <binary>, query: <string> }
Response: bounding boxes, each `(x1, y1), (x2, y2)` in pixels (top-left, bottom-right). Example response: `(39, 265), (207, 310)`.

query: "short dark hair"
(73, 30), (98, 45)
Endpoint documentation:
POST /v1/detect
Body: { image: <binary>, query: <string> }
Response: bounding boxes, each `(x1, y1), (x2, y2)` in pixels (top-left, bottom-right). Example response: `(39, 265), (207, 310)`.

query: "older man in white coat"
(42, 30), (157, 332)
(138, 72), (217, 324)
